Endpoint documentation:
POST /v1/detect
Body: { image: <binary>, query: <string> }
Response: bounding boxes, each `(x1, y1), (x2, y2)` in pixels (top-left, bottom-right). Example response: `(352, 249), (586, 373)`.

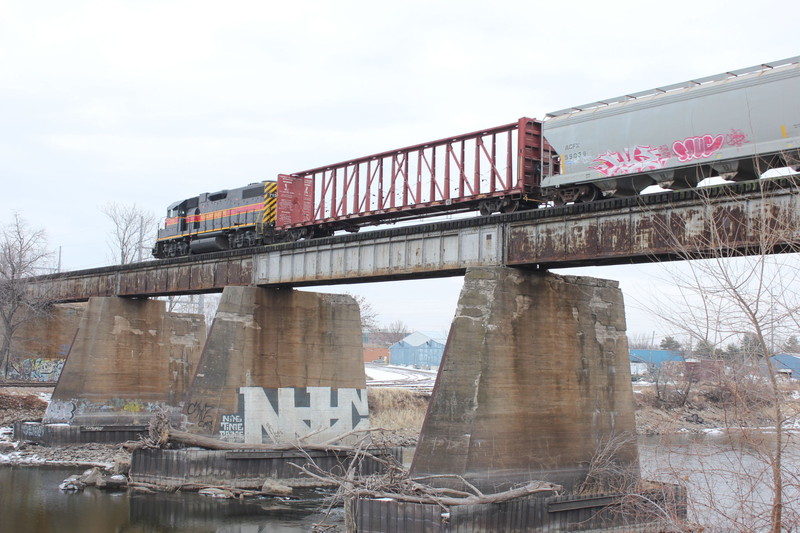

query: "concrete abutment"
(181, 286), (368, 445)
(0, 303), (84, 384)
(410, 267), (640, 494)
(42, 297), (205, 427)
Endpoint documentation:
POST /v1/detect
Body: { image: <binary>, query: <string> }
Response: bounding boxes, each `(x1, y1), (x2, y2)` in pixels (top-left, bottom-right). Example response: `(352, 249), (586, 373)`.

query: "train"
(152, 56), (800, 259)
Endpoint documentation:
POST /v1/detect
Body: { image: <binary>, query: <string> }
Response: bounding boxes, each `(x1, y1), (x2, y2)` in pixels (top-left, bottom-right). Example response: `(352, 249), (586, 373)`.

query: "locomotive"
(153, 181), (279, 258)
(153, 56), (800, 259)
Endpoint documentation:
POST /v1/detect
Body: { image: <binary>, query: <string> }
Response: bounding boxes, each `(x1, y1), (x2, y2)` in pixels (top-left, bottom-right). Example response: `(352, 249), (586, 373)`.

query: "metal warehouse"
(389, 331), (447, 368)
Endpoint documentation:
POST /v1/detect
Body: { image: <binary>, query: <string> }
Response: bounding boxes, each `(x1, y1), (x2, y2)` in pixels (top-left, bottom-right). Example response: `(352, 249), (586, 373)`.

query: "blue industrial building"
(389, 331), (447, 368)
(771, 353), (800, 379)
(629, 349), (683, 368)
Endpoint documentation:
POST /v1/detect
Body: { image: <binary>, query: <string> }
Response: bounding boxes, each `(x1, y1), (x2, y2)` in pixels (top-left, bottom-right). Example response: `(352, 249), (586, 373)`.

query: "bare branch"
(0, 214), (53, 378)
(101, 202), (157, 264)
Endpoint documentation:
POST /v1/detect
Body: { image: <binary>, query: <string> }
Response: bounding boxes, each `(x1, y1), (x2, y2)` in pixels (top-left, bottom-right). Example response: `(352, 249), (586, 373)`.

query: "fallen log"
(350, 480), (561, 506)
(290, 457), (562, 508)
(166, 428), (357, 453)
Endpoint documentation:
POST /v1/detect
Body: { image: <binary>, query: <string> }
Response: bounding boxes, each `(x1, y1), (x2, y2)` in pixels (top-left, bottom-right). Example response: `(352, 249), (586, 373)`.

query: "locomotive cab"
(152, 181), (274, 259)
(152, 196), (199, 257)
(165, 200), (190, 232)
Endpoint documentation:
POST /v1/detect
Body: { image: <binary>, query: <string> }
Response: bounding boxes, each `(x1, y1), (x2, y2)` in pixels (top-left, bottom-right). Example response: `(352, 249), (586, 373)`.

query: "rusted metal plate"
(117, 270), (141, 295)
(170, 264), (192, 292)
(189, 263), (213, 291)
(508, 186), (800, 266)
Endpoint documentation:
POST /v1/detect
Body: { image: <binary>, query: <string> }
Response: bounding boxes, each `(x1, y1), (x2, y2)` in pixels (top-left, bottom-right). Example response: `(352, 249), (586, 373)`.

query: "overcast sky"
(1, 0), (798, 338)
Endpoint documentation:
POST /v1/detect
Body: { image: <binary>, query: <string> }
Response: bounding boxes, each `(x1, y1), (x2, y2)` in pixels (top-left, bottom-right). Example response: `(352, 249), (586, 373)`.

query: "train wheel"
(577, 184), (601, 203)
(500, 198), (520, 213)
(478, 199), (500, 216)
(288, 228), (308, 241)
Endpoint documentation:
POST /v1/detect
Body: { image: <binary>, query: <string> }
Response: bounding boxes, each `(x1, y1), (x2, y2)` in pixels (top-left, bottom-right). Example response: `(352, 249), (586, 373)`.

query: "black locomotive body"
(152, 181), (277, 258)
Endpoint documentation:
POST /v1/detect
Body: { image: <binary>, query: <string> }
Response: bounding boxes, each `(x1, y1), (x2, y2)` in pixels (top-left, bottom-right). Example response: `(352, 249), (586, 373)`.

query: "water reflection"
(5, 433), (799, 532)
(0, 466), (341, 533)
(639, 433), (800, 530)
(1, 466), (129, 533)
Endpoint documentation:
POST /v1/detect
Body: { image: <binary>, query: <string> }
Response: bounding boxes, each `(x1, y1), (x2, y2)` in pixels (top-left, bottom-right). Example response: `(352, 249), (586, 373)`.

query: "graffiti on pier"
(43, 397), (165, 424)
(6, 357), (65, 383)
(43, 400), (76, 423)
(219, 414), (244, 442)
(186, 401), (215, 430)
(218, 386), (369, 444)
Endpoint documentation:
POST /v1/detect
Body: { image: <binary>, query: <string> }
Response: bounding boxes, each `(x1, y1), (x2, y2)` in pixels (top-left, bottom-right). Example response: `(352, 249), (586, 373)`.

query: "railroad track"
(365, 362), (437, 392)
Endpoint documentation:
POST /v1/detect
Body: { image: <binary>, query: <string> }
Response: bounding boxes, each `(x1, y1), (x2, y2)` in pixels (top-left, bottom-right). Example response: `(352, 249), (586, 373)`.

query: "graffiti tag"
(186, 401), (215, 430)
(219, 414), (244, 442)
(590, 145), (670, 176)
(672, 134), (724, 162)
(43, 400), (77, 423)
(590, 129), (750, 177)
(7, 357), (65, 383)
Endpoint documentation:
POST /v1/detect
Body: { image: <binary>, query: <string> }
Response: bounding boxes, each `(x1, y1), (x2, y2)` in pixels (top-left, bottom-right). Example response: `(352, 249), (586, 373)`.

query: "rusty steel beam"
(506, 180), (800, 267)
(25, 257), (255, 303)
(23, 178), (800, 303)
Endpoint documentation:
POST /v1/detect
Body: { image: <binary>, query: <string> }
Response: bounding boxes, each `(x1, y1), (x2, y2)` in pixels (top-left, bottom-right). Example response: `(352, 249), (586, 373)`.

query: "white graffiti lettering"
(230, 386), (369, 445)
(590, 145), (670, 176)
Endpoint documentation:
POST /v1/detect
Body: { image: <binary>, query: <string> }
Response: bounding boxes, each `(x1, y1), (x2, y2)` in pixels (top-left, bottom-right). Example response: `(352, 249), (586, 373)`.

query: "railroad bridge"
(26, 178), (797, 301)
(11, 55), (800, 529)
(11, 177), (800, 528)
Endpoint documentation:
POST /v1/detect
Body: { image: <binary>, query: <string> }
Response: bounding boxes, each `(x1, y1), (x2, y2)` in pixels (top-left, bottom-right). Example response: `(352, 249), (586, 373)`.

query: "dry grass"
(0, 390), (48, 426)
(368, 387), (430, 437)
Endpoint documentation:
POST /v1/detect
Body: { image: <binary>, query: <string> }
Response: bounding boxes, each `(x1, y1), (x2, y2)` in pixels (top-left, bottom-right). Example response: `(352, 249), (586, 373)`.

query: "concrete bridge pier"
(181, 286), (368, 445)
(0, 303), (84, 384)
(42, 297), (205, 426)
(410, 267), (640, 494)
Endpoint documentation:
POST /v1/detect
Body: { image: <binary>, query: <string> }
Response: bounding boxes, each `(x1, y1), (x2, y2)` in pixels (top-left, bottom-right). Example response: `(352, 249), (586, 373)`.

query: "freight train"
(153, 57), (800, 259)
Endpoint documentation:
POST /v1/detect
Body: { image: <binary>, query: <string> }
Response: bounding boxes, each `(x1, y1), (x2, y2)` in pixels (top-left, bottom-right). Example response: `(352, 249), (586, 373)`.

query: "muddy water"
(639, 432), (800, 530)
(3, 434), (799, 532)
(0, 466), (343, 533)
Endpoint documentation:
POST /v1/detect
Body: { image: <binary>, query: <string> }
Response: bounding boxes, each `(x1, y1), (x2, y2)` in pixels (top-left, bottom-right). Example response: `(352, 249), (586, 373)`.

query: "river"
(638, 432), (800, 530)
(0, 465), (344, 533)
(2, 435), (799, 532)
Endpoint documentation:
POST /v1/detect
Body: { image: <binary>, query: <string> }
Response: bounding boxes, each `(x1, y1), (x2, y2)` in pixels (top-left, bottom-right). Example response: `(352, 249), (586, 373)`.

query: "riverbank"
(2, 384), (800, 469)
(0, 387), (124, 469)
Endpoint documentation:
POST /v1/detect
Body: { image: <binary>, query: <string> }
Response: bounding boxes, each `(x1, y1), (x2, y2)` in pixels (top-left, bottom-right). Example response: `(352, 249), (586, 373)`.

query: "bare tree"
(0, 214), (52, 378)
(164, 293), (219, 333)
(102, 202), (158, 264)
(382, 320), (410, 345)
(348, 293), (379, 333)
(628, 332), (656, 350)
(637, 173), (800, 530)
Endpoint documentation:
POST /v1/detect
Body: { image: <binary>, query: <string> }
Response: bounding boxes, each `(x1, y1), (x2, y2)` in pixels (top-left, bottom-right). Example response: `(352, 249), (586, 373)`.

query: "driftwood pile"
(126, 411), (562, 508)
(293, 444), (561, 510)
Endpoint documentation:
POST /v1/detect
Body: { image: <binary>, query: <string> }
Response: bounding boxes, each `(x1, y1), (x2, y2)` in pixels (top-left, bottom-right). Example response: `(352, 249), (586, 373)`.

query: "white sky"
(1, 0), (798, 339)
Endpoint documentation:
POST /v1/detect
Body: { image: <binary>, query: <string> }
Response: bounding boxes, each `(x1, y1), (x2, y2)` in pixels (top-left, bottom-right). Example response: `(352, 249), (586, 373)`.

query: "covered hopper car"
(540, 56), (800, 203)
(153, 57), (800, 258)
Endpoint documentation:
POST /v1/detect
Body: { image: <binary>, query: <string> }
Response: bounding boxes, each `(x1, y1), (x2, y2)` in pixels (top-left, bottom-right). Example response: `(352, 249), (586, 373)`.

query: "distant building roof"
(396, 331), (447, 348)
(771, 353), (800, 377)
(389, 331), (447, 367)
(629, 349), (683, 367)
